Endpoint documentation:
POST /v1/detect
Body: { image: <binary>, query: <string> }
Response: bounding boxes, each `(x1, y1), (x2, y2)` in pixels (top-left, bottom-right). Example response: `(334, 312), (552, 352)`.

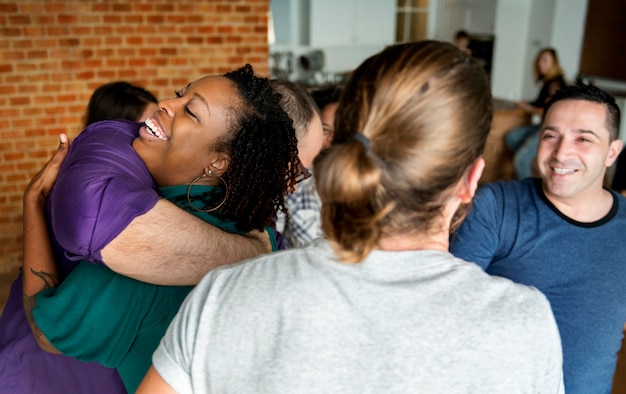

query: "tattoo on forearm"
(24, 268), (60, 339)
(30, 268), (60, 290)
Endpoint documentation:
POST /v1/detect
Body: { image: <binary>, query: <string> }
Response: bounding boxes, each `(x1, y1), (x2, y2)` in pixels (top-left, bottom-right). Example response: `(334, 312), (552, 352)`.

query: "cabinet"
(309, 0), (396, 47)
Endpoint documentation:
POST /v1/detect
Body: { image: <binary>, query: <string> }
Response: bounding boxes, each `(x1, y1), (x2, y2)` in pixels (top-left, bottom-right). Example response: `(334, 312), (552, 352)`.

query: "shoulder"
(77, 120), (141, 144)
(473, 179), (536, 211)
(197, 241), (329, 294)
(456, 258), (555, 322)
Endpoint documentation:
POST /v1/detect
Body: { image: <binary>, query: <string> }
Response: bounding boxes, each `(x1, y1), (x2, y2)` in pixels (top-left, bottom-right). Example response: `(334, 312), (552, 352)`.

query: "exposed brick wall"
(0, 0), (270, 274)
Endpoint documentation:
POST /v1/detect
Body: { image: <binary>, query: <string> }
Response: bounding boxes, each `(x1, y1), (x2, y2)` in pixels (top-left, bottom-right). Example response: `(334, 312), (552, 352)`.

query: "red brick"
(125, 15), (143, 24)
(127, 36), (143, 45)
(9, 96), (29, 106)
(48, 26), (70, 35)
(9, 15), (31, 25)
(146, 15), (164, 24)
(0, 0), (271, 274)
(113, 3), (131, 12)
(60, 38), (80, 47)
(1, 27), (21, 37)
(58, 14), (78, 24)
(0, 4), (18, 13)
(156, 4), (174, 12)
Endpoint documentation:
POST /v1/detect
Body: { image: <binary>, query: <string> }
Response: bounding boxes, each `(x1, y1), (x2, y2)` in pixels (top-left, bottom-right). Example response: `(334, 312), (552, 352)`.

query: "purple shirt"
(0, 120), (159, 393)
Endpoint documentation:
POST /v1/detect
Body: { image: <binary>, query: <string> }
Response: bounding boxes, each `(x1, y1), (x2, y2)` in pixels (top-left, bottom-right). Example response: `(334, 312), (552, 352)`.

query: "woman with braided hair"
(139, 41), (563, 393)
(15, 65), (310, 393)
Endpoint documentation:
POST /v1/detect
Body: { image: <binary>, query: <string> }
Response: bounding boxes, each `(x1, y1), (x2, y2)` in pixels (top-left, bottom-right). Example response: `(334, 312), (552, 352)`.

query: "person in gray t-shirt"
(138, 41), (564, 394)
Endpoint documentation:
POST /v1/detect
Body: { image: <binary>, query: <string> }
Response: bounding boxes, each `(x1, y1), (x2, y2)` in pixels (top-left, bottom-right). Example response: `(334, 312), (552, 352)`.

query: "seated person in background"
(277, 83), (342, 248)
(138, 41), (563, 394)
(84, 81), (158, 127)
(0, 79), (158, 393)
(454, 30), (472, 55)
(11, 65), (303, 393)
(505, 47), (567, 179)
(451, 82), (624, 394)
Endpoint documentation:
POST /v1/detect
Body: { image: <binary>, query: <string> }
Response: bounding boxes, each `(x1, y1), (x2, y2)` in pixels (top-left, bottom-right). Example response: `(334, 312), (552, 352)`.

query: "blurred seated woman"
(138, 41), (564, 393)
(19, 65), (301, 393)
(505, 47), (567, 179)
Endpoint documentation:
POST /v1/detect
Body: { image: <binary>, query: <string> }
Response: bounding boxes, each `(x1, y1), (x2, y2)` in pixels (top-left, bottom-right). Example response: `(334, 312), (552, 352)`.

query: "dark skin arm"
(22, 134), (70, 354)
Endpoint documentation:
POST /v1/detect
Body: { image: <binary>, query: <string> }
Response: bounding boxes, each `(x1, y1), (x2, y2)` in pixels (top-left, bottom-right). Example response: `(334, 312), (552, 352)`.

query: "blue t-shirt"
(450, 178), (626, 394)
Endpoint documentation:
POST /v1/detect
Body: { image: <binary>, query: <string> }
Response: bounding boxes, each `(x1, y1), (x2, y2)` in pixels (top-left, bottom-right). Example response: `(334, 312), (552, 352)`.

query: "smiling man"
(450, 82), (626, 394)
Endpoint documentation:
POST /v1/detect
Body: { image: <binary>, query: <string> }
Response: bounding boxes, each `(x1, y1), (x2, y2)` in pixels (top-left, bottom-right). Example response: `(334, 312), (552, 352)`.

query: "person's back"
(139, 41), (563, 393)
(154, 241), (560, 393)
(451, 82), (625, 393)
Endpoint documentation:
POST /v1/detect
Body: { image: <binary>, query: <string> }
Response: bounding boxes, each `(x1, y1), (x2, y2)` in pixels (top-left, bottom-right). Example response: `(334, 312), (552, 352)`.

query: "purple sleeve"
(46, 120), (159, 267)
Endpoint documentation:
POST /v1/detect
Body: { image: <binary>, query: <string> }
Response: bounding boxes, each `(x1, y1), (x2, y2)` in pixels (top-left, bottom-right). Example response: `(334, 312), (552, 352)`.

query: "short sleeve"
(46, 120), (159, 265)
(450, 184), (502, 269)
(152, 272), (217, 392)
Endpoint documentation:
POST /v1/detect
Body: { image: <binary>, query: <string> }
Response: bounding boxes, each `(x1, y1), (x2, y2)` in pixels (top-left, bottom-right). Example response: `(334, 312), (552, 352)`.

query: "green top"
(34, 185), (277, 393)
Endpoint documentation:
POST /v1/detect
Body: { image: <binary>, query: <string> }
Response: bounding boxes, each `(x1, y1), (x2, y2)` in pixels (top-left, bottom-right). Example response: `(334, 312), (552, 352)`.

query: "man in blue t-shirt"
(451, 82), (626, 394)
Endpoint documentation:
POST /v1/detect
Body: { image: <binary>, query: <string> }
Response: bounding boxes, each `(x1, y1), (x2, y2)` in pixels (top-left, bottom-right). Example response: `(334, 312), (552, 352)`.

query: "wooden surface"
(481, 100), (530, 184)
(614, 335), (626, 393)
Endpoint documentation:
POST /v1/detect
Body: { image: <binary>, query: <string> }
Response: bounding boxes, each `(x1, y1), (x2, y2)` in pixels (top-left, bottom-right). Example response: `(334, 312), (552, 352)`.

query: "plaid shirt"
(276, 176), (322, 249)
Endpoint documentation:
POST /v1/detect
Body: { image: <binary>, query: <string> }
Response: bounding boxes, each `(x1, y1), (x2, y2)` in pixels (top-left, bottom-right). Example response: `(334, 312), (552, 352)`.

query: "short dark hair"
(310, 85), (343, 112)
(544, 81), (621, 141)
(85, 81), (157, 127)
(455, 30), (469, 40)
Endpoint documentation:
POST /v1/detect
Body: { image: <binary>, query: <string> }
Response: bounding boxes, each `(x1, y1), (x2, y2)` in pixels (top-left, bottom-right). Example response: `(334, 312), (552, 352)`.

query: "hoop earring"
(186, 169), (229, 213)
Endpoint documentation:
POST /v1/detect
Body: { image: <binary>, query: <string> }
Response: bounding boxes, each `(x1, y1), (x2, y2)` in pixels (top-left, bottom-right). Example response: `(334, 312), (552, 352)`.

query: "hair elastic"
(350, 133), (370, 153)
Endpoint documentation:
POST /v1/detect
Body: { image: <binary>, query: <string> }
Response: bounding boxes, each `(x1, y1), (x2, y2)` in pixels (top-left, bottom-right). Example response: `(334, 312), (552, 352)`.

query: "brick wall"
(0, 0), (270, 274)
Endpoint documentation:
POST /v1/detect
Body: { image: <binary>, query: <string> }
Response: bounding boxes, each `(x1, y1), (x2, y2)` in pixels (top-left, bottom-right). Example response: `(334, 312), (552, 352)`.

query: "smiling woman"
(6, 65), (303, 393)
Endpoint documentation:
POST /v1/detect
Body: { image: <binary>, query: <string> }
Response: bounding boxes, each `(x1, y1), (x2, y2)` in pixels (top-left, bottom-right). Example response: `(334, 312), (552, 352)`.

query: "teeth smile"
(145, 118), (167, 141)
(553, 168), (575, 175)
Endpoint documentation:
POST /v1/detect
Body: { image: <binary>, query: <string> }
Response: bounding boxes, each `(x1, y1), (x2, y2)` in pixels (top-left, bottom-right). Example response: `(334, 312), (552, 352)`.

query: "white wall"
(490, 0), (588, 101)
(490, 0), (532, 100)
(551, 0), (588, 82)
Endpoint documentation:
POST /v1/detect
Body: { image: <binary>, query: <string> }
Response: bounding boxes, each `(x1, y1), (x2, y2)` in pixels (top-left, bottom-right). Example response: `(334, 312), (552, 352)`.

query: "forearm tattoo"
(23, 269), (60, 339)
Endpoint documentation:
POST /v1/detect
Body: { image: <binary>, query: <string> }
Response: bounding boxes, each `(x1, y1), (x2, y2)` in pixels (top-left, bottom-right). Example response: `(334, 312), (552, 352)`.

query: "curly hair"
(194, 64), (301, 233)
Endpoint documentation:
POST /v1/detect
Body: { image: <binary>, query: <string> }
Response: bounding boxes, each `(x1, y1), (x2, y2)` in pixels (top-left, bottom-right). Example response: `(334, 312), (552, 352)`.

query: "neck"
(544, 185), (614, 223)
(377, 224), (450, 253)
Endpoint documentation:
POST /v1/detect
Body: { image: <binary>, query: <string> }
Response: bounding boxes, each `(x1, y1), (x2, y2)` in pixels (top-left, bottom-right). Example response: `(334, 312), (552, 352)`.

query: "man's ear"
(606, 139), (623, 168)
(207, 153), (231, 177)
(459, 157), (485, 203)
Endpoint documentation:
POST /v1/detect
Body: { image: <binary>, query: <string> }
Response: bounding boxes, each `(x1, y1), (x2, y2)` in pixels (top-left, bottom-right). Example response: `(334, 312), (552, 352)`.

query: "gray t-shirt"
(153, 239), (563, 393)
